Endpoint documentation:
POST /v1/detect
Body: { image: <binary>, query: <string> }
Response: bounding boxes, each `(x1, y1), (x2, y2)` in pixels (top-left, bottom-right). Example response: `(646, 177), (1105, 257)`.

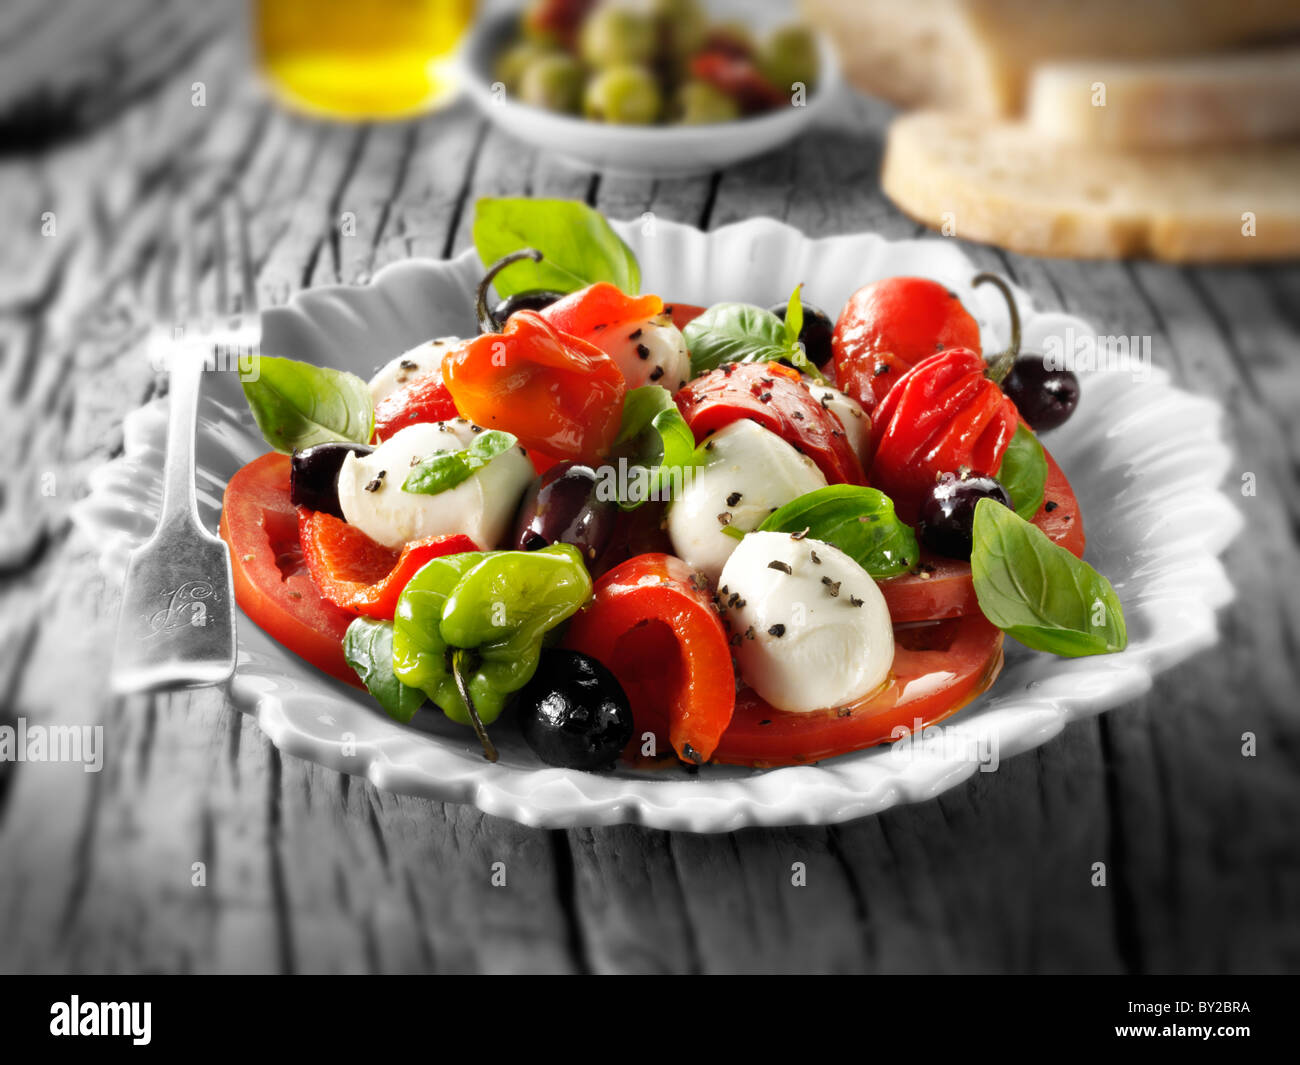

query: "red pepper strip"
(869, 348), (1018, 522)
(442, 310), (626, 465)
(564, 553), (735, 764)
(666, 303), (706, 331)
(539, 282), (663, 346)
(298, 508), (478, 621)
(372, 370), (459, 442)
(675, 361), (867, 485)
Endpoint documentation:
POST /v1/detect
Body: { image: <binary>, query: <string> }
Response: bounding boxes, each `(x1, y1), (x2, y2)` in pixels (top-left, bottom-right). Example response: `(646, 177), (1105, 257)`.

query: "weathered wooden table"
(1, 3), (1297, 974)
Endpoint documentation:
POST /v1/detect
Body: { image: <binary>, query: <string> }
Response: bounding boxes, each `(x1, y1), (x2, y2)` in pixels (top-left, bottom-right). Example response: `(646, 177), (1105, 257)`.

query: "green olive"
(519, 53), (585, 113)
(495, 41), (554, 94)
(650, 0), (708, 59)
(674, 79), (740, 124)
(759, 24), (820, 94)
(583, 64), (662, 124)
(579, 5), (656, 68)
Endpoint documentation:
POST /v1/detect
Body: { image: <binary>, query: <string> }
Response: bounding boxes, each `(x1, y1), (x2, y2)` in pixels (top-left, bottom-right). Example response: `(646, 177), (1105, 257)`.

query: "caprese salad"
(220, 198), (1126, 771)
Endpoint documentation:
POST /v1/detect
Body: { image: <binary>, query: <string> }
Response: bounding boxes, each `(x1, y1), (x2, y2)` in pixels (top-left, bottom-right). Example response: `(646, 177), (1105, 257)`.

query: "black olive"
(290, 442), (373, 518)
(1001, 356), (1080, 432)
(493, 289), (566, 325)
(769, 301), (834, 367)
(517, 650), (634, 771)
(512, 460), (616, 561)
(917, 472), (1013, 560)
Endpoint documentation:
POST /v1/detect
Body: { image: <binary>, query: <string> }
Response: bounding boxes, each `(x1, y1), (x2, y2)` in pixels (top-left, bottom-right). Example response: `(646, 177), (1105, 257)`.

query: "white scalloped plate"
(74, 218), (1242, 831)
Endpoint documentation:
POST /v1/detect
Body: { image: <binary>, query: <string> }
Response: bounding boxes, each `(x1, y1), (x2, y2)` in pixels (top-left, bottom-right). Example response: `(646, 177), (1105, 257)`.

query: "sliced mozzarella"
(337, 420), (532, 550)
(368, 337), (463, 405)
(810, 384), (871, 465)
(667, 419), (826, 584)
(595, 314), (691, 393)
(719, 531), (894, 714)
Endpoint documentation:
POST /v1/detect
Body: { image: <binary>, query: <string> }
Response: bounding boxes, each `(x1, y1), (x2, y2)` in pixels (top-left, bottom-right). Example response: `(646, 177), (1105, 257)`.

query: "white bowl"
(74, 217), (1242, 832)
(459, 10), (841, 176)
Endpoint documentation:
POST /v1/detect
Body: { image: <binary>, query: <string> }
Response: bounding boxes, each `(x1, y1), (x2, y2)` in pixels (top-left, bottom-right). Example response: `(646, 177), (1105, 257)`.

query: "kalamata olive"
(493, 289), (565, 323)
(770, 301), (834, 367)
(290, 442), (373, 518)
(517, 650), (634, 771)
(512, 460), (616, 562)
(1001, 356), (1080, 432)
(917, 472), (1012, 560)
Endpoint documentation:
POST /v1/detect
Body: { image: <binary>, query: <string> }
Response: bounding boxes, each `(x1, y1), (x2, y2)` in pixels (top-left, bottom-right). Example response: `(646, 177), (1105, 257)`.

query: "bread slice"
(802, 0), (1300, 116)
(1027, 47), (1300, 148)
(881, 110), (1300, 261)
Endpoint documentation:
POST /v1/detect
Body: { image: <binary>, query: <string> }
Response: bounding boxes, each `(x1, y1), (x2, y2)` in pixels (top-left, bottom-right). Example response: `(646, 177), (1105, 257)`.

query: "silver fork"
(110, 202), (255, 693)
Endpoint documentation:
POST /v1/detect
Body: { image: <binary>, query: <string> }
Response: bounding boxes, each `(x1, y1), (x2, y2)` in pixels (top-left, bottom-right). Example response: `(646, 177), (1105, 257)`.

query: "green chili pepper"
(392, 544), (592, 761)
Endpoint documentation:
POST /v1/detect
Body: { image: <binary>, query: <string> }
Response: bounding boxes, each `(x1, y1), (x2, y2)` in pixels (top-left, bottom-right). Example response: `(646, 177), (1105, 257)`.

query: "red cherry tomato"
(878, 443), (1086, 622)
(218, 453), (359, 686)
(675, 361), (867, 485)
(564, 553), (735, 764)
(443, 310), (625, 465)
(833, 277), (982, 413)
(372, 370), (459, 442)
(298, 508), (477, 621)
(712, 614), (1004, 767)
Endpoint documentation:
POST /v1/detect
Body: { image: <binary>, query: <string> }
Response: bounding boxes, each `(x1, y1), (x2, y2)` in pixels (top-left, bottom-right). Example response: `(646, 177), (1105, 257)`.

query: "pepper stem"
(972, 273), (1021, 386)
(476, 249), (544, 334)
(450, 648), (499, 763)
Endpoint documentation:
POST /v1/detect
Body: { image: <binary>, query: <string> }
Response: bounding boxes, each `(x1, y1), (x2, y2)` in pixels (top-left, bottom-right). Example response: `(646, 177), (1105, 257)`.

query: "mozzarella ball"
(719, 532), (894, 714)
(810, 384), (870, 465)
(667, 419), (826, 584)
(368, 337), (462, 405)
(594, 313), (691, 393)
(337, 420), (532, 550)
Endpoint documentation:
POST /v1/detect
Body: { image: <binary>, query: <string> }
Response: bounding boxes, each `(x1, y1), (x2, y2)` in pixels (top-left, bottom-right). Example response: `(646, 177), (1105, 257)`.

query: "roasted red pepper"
(442, 310), (625, 465)
(299, 508), (477, 621)
(868, 348), (1019, 522)
(564, 553), (735, 764)
(539, 282), (663, 347)
(372, 370), (459, 442)
(675, 361), (867, 485)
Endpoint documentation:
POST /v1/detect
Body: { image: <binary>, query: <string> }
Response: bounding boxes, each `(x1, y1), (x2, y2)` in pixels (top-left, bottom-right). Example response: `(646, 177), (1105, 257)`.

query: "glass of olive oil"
(255, 0), (477, 119)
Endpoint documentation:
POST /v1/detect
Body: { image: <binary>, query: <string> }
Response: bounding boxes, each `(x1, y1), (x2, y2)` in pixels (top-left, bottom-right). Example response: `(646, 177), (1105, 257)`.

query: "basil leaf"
(608, 386), (702, 509)
(783, 283), (804, 349)
(403, 430), (518, 496)
(683, 302), (789, 375)
(683, 299), (825, 382)
(758, 485), (919, 578)
(997, 422), (1048, 520)
(971, 498), (1127, 656)
(242, 356), (373, 453)
(473, 198), (640, 297)
(344, 617), (425, 724)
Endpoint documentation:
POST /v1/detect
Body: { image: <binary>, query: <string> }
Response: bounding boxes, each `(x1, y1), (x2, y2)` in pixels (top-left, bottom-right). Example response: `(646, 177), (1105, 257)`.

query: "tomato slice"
(713, 614), (1004, 767)
(666, 303), (706, 331)
(564, 553), (735, 763)
(219, 453), (359, 686)
(676, 361), (867, 485)
(878, 443), (1087, 622)
(373, 370), (458, 442)
(298, 508), (477, 621)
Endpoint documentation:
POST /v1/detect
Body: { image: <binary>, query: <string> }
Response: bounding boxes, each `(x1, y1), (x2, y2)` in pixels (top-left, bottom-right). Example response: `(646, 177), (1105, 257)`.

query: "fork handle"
(158, 339), (204, 535)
